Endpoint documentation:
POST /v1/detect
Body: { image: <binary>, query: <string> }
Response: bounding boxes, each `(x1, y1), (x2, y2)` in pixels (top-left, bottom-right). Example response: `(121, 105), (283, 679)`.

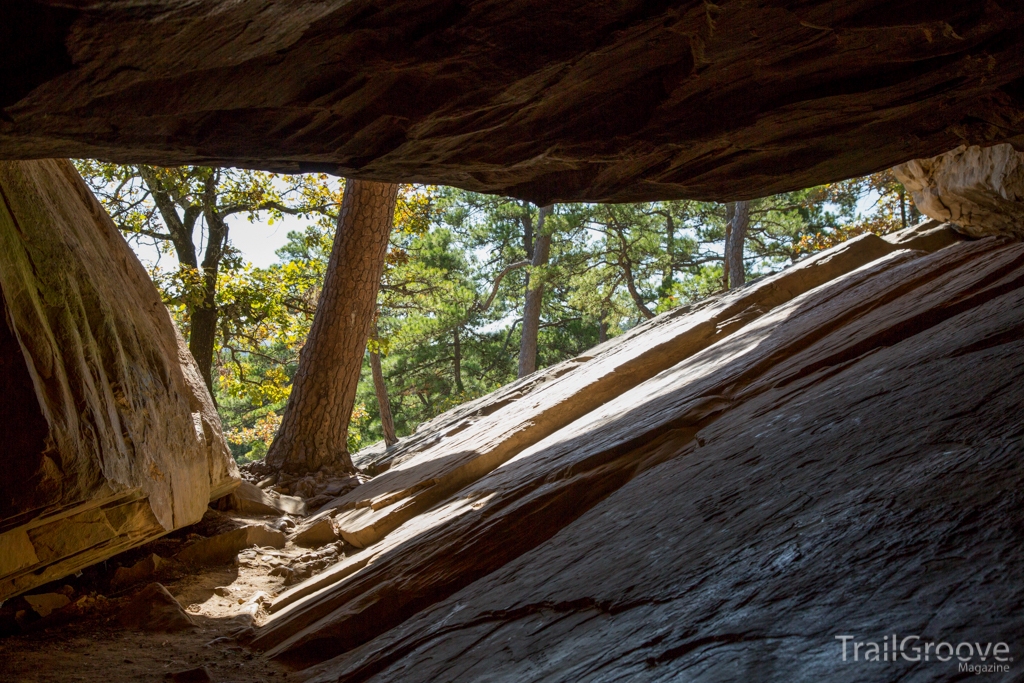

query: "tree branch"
(473, 260), (530, 313)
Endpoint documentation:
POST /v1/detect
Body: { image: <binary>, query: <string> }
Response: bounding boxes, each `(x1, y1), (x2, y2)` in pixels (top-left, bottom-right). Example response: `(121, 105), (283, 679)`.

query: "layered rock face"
(230, 223), (1024, 682)
(0, 159), (239, 601)
(2, 2), (1024, 202)
(310, 235), (1024, 683)
(895, 144), (1024, 239)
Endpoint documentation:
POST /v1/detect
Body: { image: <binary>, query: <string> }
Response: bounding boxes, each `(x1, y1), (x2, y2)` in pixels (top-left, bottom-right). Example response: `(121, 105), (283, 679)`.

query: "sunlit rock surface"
(0, 159), (239, 601)
(240, 224), (1024, 682)
(2, 2), (1024, 202)
(895, 144), (1024, 239)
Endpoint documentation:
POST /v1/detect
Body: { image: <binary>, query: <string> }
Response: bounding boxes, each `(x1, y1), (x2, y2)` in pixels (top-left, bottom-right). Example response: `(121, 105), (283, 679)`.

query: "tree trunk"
(899, 186), (908, 230)
(722, 203), (734, 289)
(189, 275), (218, 394)
(725, 200), (750, 289)
(453, 326), (465, 393)
(622, 255), (655, 319)
(192, 176), (228, 393)
(518, 204), (553, 378)
(521, 202), (534, 260)
(266, 180), (399, 474)
(659, 213), (675, 299)
(369, 324), (398, 448)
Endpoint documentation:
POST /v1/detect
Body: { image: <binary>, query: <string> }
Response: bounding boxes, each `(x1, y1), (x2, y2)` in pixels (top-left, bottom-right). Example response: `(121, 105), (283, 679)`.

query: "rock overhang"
(1, 1), (1024, 203)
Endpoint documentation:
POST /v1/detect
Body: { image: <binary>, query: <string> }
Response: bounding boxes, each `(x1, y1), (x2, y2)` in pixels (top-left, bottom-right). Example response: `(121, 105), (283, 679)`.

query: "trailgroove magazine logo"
(836, 635), (1012, 674)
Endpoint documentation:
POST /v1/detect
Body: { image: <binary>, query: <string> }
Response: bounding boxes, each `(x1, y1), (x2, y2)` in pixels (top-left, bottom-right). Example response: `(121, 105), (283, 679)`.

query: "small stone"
(111, 553), (165, 589)
(24, 593), (70, 618)
(117, 583), (196, 632)
(163, 666), (213, 682)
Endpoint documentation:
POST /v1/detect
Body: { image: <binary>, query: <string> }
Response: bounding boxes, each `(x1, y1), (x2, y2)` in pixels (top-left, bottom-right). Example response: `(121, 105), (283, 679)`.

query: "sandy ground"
(0, 515), (328, 683)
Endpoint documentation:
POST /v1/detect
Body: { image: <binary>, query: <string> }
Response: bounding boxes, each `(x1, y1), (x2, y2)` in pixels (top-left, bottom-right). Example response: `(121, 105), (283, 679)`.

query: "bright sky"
(132, 212), (309, 269)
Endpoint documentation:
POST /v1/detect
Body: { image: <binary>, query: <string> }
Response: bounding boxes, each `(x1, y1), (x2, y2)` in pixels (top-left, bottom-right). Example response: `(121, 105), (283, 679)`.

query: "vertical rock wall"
(0, 159), (238, 600)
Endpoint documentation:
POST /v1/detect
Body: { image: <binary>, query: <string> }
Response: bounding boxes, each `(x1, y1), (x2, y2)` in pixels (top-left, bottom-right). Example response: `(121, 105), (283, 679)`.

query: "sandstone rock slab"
(250, 238), (1024, 681)
(227, 481), (307, 517)
(292, 518), (340, 549)
(176, 526), (287, 567)
(321, 232), (939, 554)
(111, 554), (166, 590)
(23, 593), (69, 619)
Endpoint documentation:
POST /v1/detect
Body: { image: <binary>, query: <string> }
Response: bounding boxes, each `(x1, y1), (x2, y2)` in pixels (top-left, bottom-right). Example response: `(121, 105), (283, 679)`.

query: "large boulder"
(1, 2), (1024, 202)
(894, 144), (1024, 238)
(0, 159), (238, 601)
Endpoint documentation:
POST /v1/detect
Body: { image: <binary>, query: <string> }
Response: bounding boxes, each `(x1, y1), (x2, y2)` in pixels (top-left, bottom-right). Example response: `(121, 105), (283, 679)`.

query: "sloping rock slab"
(291, 518), (340, 549)
(318, 231), (952, 552)
(2, 3), (1024, 202)
(253, 237), (1024, 682)
(227, 481), (307, 517)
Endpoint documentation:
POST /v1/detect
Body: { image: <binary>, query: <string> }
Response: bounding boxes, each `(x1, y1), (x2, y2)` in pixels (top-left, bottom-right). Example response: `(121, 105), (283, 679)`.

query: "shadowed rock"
(239, 226), (1024, 683)
(2, 2), (1024, 201)
(117, 583), (196, 633)
(274, 235), (1024, 681)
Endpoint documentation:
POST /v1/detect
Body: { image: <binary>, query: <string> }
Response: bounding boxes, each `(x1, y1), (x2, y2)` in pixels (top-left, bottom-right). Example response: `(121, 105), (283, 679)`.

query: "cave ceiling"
(2, 0), (1024, 203)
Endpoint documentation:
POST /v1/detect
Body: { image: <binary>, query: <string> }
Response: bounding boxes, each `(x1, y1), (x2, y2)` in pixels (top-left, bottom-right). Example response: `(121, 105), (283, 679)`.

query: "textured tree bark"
(726, 201), (750, 289)
(189, 275), (219, 394)
(370, 323), (398, 448)
(518, 205), (553, 378)
(266, 180), (399, 474)
(520, 203), (534, 260)
(190, 201), (228, 393)
(722, 203), (734, 289)
(453, 326), (465, 393)
(659, 213), (675, 300)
